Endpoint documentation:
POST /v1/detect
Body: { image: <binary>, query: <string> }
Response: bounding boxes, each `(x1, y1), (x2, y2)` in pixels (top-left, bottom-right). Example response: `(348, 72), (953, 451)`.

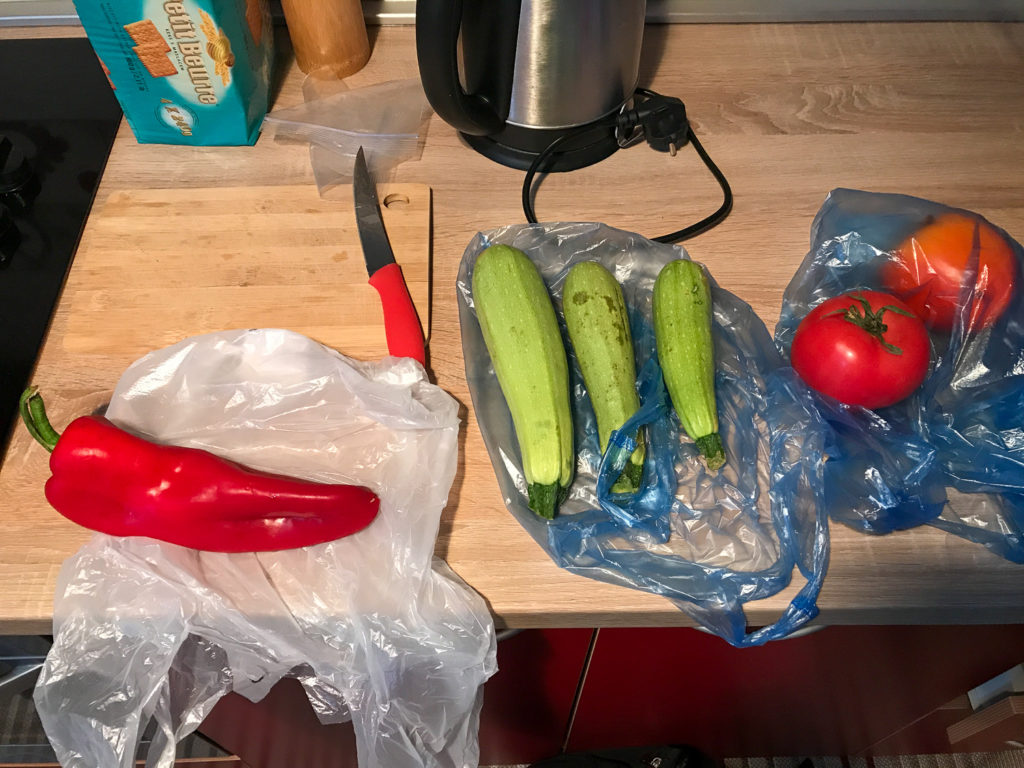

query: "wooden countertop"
(2, 22), (1024, 634)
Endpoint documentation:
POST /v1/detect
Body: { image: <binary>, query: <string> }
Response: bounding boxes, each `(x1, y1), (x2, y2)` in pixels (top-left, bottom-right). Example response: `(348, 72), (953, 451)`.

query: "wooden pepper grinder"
(281, 0), (371, 79)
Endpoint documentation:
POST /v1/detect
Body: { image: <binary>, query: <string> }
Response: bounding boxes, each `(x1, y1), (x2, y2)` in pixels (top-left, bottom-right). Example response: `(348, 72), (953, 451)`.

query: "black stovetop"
(0, 38), (122, 455)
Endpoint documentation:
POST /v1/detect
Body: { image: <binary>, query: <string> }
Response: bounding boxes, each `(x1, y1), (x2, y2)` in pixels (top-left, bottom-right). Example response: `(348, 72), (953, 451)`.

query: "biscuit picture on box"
(123, 19), (163, 46)
(124, 19), (177, 78)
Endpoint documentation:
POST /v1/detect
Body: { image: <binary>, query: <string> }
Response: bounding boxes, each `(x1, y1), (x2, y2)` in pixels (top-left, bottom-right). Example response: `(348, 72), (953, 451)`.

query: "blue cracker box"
(74, 0), (273, 145)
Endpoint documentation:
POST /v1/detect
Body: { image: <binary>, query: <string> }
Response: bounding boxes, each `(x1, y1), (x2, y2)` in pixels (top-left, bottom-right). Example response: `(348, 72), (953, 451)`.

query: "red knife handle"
(369, 262), (426, 366)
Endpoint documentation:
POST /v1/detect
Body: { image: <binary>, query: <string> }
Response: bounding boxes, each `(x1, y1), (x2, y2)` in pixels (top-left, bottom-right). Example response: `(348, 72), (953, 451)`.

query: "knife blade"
(352, 147), (426, 366)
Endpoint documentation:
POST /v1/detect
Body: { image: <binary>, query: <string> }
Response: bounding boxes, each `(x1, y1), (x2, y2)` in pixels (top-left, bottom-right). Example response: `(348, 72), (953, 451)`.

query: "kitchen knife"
(352, 147), (426, 366)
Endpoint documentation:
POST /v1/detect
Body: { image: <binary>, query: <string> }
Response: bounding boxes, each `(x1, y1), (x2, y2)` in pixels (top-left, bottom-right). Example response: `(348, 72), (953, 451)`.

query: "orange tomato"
(879, 212), (1017, 332)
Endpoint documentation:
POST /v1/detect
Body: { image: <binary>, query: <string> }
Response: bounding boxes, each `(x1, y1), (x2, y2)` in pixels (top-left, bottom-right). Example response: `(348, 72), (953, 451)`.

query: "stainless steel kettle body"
(416, 0), (647, 171)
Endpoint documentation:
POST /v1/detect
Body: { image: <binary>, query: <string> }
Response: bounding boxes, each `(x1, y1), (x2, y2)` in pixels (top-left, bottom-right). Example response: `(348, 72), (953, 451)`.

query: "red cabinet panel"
(198, 624), (1024, 763)
(201, 677), (358, 768)
(477, 628), (594, 765)
(199, 628), (593, 768)
(567, 625), (1024, 758)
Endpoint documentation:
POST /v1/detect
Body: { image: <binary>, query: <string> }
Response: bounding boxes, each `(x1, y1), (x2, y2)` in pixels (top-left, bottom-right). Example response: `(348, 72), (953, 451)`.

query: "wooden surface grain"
(62, 184), (431, 360)
(2, 22), (1023, 633)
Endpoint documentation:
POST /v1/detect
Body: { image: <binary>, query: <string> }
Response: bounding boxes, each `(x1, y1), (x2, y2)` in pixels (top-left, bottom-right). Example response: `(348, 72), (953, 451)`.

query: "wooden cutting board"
(63, 184), (431, 361)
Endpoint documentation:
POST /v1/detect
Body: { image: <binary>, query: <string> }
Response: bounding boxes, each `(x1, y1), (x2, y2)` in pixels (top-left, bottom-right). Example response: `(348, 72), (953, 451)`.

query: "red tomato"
(791, 290), (930, 409)
(879, 212), (1017, 332)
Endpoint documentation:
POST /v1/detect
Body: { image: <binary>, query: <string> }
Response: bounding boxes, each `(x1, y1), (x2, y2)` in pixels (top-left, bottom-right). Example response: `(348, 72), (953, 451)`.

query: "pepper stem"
(19, 386), (61, 452)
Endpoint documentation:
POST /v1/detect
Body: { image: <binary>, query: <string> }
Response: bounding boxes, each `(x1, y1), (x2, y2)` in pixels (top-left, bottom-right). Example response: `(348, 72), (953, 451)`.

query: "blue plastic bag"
(774, 189), (1024, 563)
(457, 223), (831, 646)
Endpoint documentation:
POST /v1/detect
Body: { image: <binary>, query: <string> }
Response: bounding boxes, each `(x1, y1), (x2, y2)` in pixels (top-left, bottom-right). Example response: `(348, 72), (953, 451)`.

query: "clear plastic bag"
(774, 189), (1024, 563)
(260, 78), (432, 194)
(457, 223), (831, 647)
(33, 329), (497, 768)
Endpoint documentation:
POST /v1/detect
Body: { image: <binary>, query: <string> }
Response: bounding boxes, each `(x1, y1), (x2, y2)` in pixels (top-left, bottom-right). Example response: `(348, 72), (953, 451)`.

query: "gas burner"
(0, 203), (18, 264)
(0, 133), (40, 211)
(0, 38), (121, 456)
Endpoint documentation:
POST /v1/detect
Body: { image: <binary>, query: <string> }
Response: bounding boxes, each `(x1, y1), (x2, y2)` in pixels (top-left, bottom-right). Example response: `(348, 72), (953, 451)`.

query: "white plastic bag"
(33, 329), (497, 768)
(260, 78), (432, 194)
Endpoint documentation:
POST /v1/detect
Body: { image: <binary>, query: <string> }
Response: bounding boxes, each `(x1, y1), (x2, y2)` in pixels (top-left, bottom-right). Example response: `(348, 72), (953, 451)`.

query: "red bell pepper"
(19, 387), (381, 552)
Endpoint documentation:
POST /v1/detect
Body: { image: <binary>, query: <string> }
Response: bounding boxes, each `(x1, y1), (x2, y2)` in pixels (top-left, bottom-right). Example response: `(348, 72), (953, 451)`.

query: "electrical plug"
(618, 92), (690, 155)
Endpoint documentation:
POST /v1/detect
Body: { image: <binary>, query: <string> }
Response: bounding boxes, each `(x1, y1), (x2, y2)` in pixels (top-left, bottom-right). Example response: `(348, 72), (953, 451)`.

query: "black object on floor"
(531, 744), (718, 768)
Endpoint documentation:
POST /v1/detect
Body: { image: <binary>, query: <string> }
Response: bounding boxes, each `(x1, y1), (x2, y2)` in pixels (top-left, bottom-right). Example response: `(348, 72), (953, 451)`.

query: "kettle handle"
(415, 0), (505, 136)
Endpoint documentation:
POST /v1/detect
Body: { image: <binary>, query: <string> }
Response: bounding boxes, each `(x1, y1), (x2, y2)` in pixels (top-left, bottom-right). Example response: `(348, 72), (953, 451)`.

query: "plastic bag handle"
(595, 358), (829, 647)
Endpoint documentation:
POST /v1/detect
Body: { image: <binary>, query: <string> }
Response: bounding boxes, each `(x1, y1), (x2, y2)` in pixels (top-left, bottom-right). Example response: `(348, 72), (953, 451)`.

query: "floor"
(485, 754), (1024, 768)
(3, 681), (1022, 766)
(0, 686), (228, 763)
(728, 756), (1024, 768)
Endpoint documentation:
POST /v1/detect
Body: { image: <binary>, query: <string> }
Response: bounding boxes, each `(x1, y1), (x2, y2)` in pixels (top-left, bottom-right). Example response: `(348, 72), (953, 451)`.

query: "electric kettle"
(416, 0), (647, 171)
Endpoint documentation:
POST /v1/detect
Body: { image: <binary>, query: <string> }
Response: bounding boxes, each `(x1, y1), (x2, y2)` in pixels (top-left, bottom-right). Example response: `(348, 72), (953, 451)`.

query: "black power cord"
(522, 88), (733, 244)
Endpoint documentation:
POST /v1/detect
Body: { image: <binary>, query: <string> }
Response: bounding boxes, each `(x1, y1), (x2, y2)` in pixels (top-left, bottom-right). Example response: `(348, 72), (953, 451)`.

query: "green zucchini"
(563, 261), (645, 493)
(472, 244), (574, 518)
(653, 259), (726, 471)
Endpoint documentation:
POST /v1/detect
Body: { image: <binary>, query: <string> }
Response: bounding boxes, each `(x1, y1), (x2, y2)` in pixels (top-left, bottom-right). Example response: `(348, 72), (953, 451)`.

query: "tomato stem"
(824, 293), (915, 355)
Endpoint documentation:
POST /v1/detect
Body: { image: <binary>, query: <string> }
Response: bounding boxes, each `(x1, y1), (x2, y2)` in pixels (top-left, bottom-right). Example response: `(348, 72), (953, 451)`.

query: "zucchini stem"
(528, 482), (558, 520)
(695, 433), (726, 471)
